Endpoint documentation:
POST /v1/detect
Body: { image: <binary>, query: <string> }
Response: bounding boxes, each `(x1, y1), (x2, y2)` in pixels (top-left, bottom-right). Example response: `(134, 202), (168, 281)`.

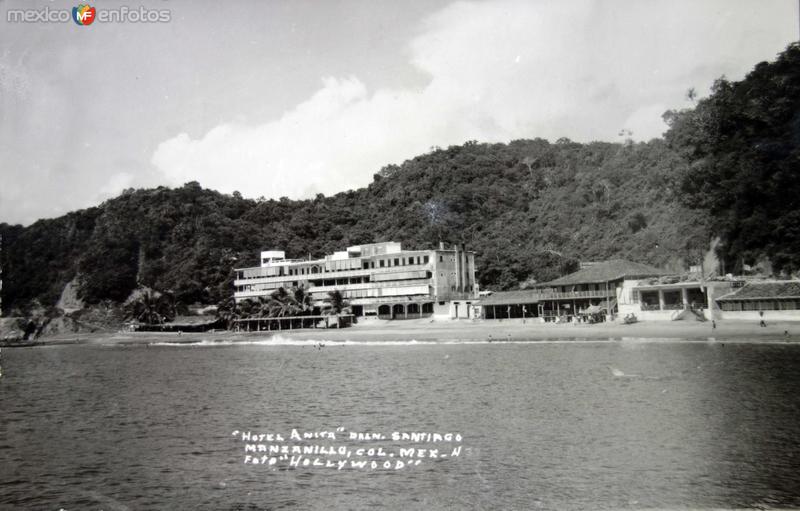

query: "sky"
(0, 0), (797, 225)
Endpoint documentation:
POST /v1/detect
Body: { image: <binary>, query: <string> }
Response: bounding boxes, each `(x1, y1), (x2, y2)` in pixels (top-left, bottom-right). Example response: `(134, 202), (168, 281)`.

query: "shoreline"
(12, 318), (800, 347)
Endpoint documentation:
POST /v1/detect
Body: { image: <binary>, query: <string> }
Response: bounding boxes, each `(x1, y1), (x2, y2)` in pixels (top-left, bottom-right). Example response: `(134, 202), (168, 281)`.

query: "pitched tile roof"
(716, 281), (800, 301)
(537, 259), (670, 287)
(475, 289), (547, 306)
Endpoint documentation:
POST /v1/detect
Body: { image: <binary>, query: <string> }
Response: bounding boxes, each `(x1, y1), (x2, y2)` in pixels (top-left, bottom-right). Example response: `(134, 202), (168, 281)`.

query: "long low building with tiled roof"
(476, 259), (670, 321)
(474, 259), (798, 323)
(539, 259), (672, 288)
(713, 280), (800, 320)
(717, 281), (800, 302)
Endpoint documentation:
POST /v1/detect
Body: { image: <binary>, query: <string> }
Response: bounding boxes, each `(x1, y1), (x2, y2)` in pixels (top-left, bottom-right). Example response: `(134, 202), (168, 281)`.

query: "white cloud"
(152, 0), (796, 200)
(97, 172), (135, 200)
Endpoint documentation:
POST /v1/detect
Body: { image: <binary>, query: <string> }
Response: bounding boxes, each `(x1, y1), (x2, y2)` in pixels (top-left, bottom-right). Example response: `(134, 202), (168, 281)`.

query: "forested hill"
(4, 42), (800, 315)
(0, 138), (711, 313)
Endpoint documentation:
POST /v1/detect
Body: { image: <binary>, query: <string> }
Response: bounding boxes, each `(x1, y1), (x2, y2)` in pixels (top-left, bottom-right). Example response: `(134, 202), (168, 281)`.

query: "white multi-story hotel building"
(233, 242), (478, 319)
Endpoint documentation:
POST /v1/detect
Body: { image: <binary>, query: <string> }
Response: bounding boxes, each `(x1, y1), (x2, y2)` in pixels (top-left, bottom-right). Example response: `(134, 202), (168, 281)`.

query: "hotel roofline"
(234, 242), (475, 272)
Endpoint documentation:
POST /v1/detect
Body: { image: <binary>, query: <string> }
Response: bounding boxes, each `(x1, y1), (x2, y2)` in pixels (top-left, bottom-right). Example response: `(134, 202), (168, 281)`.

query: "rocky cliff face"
(56, 277), (84, 314)
(0, 295), (124, 344)
(0, 317), (26, 343)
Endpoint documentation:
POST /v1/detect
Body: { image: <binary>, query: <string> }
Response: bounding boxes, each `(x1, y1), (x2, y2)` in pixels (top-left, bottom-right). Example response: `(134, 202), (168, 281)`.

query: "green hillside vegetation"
(3, 42), (799, 316)
(0, 138), (709, 314)
(664, 42), (800, 274)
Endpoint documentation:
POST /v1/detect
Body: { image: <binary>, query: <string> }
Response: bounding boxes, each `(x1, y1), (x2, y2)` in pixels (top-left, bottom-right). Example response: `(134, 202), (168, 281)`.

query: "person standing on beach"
(759, 310), (767, 327)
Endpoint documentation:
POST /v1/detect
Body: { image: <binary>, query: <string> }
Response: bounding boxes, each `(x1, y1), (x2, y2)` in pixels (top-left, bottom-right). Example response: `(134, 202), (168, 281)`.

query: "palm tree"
(156, 290), (178, 322)
(322, 290), (350, 315)
(292, 285), (314, 315)
(216, 296), (239, 329)
(264, 287), (302, 318)
(126, 289), (175, 325)
(236, 298), (257, 319)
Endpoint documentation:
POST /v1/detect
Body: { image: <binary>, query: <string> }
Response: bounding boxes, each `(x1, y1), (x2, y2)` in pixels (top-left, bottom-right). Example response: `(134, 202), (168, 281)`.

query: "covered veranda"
(476, 290), (542, 320)
(377, 302), (434, 320)
(477, 290), (617, 322)
(232, 314), (355, 331)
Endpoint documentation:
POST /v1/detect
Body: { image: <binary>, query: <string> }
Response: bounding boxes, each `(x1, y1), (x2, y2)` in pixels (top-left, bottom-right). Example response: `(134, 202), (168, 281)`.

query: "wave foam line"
(145, 336), (800, 347)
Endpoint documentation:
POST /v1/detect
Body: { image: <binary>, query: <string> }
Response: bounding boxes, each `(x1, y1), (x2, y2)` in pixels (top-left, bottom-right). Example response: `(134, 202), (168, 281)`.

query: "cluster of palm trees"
(216, 286), (350, 329)
(125, 289), (178, 325)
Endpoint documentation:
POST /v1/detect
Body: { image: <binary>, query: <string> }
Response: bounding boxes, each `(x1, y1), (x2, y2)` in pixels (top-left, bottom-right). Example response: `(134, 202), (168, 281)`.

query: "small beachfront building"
(714, 280), (800, 321)
(618, 276), (740, 321)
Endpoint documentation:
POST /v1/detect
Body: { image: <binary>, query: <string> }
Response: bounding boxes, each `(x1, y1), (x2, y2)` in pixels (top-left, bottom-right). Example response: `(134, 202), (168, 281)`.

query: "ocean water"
(2, 338), (800, 510)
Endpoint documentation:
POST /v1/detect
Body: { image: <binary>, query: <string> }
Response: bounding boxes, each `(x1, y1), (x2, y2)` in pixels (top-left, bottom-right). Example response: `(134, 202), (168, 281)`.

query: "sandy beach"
(27, 317), (800, 346)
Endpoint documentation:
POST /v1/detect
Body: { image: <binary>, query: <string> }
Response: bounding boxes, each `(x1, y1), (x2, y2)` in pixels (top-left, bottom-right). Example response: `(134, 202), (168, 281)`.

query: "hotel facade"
(233, 242), (478, 319)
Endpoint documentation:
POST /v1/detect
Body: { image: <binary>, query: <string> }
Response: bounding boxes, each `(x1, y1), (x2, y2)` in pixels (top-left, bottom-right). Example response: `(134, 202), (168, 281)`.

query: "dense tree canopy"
(1, 135), (712, 313)
(665, 43), (800, 274)
(15, 41), (800, 313)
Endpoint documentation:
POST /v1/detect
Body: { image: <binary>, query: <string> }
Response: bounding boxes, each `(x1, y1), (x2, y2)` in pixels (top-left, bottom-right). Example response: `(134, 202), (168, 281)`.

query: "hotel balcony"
(234, 265), (433, 287)
(234, 281), (432, 302)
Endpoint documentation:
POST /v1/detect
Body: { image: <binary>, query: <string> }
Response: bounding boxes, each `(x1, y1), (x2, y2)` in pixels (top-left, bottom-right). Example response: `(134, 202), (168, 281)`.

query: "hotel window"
(424, 256), (429, 264)
(394, 258), (399, 266)
(439, 256), (443, 262)
(380, 260), (385, 268)
(371, 261), (375, 269)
